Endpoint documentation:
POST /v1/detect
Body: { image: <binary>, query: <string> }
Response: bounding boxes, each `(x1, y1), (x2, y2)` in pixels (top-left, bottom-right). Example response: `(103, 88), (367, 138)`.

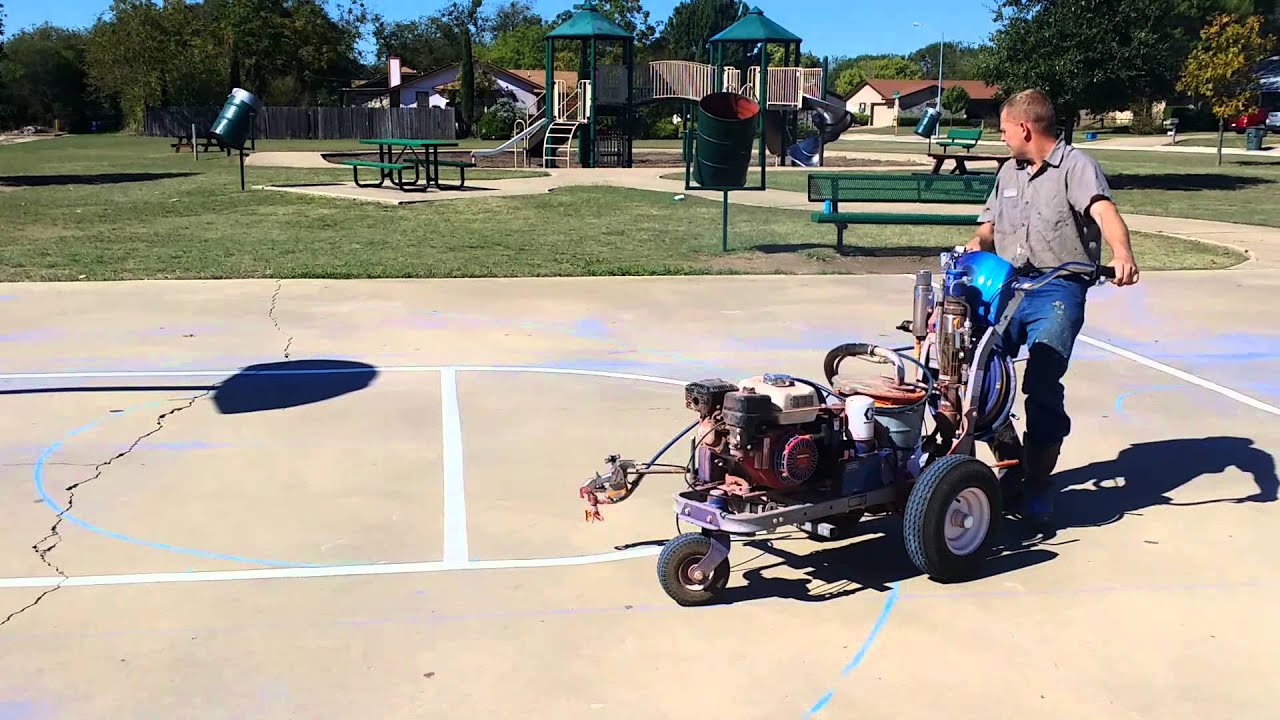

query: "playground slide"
(470, 118), (549, 159)
(785, 94), (856, 167)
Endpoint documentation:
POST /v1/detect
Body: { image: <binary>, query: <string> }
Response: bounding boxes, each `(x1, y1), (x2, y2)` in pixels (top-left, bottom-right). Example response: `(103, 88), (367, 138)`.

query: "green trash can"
(209, 88), (262, 151)
(914, 107), (941, 138)
(693, 92), (761, 189)
(1245, 127), (1266, 151)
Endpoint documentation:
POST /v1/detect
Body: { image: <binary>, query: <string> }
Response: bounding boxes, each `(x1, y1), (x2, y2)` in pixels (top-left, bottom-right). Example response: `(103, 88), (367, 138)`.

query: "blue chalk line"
(804, 582), (900, 718)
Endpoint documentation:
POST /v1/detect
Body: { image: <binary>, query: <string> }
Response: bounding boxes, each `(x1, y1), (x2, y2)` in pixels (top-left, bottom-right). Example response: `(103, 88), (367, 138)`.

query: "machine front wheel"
(657, 532), (729, 606)
(903, 454), (1002, 582)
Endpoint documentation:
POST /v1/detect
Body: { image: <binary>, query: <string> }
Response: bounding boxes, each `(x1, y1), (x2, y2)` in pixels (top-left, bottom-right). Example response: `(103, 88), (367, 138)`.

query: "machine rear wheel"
(657, 532), (729, 606)
(903, 455), (1001, 582)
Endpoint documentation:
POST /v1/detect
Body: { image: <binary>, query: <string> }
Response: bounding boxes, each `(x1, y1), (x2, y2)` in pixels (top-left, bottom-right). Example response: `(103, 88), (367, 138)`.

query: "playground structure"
(472, 4), (853, 171)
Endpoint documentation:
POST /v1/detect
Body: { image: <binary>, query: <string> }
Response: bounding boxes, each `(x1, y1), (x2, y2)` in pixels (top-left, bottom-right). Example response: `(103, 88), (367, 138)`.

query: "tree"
(0, 24), (95, 130)
(907, 41), (986, 81)
(1177, 12), (1276, 164)
(976, 0), (1203, 143)
(832, 55), (920, 98)
(654, 0), (746, 62)
(941, 85), (970, 119)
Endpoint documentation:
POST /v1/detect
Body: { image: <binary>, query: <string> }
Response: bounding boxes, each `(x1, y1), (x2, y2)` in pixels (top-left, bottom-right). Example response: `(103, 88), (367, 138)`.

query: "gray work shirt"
(977, 139), (1113, 271)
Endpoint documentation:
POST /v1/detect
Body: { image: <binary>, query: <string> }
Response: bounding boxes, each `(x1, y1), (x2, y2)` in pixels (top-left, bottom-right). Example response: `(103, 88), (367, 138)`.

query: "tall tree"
(832, 56), (920, 98)
(654, 0), (746, 62)
(442, 0), (486, 137)
(1178, 12), (1276, 164)
(976, 0), (1204, 143)
(0, 24), (94, 130)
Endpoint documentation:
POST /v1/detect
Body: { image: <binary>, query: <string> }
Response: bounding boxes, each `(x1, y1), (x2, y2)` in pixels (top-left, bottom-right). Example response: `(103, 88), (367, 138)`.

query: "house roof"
(1259, 55), (1280, 93)
(506, 69), (581, 89)
(710, 6), (801, 44)
(546, 1), (633, 40)
(851, 78), (1000, 102)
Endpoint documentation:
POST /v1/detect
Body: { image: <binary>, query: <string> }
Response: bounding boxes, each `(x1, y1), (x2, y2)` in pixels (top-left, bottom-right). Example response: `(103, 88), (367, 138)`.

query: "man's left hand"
(1110, 253), (1139, 286)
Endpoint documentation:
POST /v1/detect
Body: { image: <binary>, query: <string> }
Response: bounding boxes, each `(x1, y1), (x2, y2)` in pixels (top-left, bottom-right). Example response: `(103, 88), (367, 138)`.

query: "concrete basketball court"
(1, 267), (1278, 719)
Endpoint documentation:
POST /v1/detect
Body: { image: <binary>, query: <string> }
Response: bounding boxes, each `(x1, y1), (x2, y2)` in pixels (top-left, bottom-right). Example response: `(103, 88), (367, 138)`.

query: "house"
(844, 79), (1001, 128)
(341, 57), (579, 113)
(1260, 55), (1280, 109)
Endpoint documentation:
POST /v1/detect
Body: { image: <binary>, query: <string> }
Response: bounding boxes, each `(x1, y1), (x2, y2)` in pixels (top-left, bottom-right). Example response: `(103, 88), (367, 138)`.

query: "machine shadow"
(1051, 436), (1278, 530)
(714, 517), (1056, 606)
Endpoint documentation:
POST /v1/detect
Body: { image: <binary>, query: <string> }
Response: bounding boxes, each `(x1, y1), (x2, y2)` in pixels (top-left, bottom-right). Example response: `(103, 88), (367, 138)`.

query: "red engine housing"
(735, 429), (820, 490)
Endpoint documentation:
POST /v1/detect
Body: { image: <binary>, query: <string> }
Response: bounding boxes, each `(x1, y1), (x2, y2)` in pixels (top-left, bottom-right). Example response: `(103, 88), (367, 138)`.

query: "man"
(965, 88), (1139, 529)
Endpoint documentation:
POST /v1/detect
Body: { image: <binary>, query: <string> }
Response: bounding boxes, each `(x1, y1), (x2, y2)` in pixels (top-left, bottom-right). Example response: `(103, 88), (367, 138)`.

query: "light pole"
(913, 22), (944, 137)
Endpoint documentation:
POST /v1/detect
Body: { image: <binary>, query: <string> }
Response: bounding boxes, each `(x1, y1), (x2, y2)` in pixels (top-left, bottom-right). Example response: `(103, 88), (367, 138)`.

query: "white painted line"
(0, 547), (663, 589)
(0, 364), (688, 385)
(1076, 335), (1280, 417)
(440, 368), (468, 566)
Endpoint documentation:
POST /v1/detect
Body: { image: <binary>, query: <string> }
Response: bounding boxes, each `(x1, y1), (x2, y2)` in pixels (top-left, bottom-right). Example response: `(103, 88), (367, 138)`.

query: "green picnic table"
(338, 138), (474, 191)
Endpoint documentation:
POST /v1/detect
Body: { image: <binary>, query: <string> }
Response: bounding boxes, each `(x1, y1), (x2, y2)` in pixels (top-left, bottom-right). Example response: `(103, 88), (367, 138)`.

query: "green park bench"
(935, 126), (983, 152)
(434, 158), (477, 189)
(808, 172), (995, 252)
(338, 159), (416, 189)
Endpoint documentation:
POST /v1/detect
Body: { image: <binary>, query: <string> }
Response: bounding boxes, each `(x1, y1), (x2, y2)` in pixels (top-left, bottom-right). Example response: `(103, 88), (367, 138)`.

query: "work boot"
(1021, 437), (1062, 529)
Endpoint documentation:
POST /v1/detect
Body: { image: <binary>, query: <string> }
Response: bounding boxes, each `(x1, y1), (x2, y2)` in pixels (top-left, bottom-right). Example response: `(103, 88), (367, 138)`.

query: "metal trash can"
(914, 107), (941, 138)
(692, 92), (761, 189)
(1245, 127), (1266, 151)
(209, 88), (262, 151)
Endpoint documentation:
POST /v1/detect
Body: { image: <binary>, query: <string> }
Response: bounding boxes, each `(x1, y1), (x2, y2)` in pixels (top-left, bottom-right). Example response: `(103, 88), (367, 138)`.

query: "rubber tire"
(903, 454), (1002, 583)
(656, 532), (730, 607)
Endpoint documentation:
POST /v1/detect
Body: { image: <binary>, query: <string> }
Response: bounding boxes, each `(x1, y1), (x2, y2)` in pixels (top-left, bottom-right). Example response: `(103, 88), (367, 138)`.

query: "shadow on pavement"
(212, 360), (378, 414)
(1053, 436), (1277, 529)
(0, 172), (197, 187)
(0, 359), (379, 415)
(1107, 173), (1273, 191)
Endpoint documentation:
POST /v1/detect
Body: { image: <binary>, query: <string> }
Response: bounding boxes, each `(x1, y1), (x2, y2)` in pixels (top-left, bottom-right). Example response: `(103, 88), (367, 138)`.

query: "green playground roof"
(546, 1), (633, 40)
(710, 6), (802, 44)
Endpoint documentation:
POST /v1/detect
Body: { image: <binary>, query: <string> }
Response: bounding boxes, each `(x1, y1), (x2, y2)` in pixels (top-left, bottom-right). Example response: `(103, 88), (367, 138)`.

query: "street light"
(913, 21), (943, 137)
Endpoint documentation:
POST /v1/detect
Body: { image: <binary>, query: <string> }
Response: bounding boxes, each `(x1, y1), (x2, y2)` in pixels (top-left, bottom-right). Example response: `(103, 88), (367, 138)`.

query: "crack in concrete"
(268, 279), (294, 359)
(0, 392), (209, 629)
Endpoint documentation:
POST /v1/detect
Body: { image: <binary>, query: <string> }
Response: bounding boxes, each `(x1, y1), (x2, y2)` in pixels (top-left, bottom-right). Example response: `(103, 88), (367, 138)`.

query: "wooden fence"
(144, 105), (456, 140)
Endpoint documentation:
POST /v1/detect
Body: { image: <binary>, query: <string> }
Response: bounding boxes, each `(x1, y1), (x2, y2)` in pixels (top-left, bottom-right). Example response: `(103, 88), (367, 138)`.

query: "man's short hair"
(1001, 89), (1057, 136)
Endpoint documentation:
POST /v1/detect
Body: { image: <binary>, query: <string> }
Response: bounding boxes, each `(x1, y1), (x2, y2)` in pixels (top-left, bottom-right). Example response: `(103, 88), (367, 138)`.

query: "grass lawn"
(695, 144), (1280, 228)
(0, 134), (1248, 281)
(1167, 131), (1278, 150)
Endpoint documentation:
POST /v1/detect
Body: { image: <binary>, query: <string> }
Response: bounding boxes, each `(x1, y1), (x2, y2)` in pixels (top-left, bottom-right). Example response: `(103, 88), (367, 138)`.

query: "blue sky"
(2, 0), (1000, 60)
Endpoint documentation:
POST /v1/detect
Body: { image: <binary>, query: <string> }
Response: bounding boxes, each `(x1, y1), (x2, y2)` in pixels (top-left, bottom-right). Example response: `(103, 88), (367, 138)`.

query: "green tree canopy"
(976, 0), (1207, 141)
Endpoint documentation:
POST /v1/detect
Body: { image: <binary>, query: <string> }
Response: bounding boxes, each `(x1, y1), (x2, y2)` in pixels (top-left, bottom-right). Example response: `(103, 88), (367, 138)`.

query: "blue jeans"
(996, 277), (1088, 446)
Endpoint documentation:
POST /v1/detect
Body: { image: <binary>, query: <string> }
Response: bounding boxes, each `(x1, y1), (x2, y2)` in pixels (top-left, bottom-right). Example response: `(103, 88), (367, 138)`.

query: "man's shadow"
(1052, 436), (1277, 530)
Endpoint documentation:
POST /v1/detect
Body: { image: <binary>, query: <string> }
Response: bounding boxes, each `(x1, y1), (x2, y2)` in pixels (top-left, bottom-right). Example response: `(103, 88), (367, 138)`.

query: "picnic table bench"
(935, 126), (983, 152)
(808, 172), (996, 252)
(928, 152), (1013, 175)
(336, 138), (469, 191)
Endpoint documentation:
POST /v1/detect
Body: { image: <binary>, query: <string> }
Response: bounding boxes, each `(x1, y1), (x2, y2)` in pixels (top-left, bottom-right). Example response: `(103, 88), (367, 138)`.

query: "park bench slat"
(806, 172), (991, 253)
(338, 160), (413, 170)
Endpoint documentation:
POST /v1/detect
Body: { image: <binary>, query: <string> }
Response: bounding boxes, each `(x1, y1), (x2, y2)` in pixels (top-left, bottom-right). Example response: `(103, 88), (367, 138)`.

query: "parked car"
(1268, 111), (1280, 132)
(1230, 109), (1270, 132)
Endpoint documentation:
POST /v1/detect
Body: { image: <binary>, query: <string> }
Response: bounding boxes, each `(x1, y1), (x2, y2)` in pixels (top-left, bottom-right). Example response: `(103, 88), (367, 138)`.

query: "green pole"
(759, 41), (768, 189)
(545, 39), (554, 123)
(589, 37), (597, 168)
(722, 191), (729, 252)
(625, 39), (634, 167)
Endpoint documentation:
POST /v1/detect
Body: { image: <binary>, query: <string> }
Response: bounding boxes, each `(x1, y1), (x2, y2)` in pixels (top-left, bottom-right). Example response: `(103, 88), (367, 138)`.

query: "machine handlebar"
(1008, 261), (1116, 291)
